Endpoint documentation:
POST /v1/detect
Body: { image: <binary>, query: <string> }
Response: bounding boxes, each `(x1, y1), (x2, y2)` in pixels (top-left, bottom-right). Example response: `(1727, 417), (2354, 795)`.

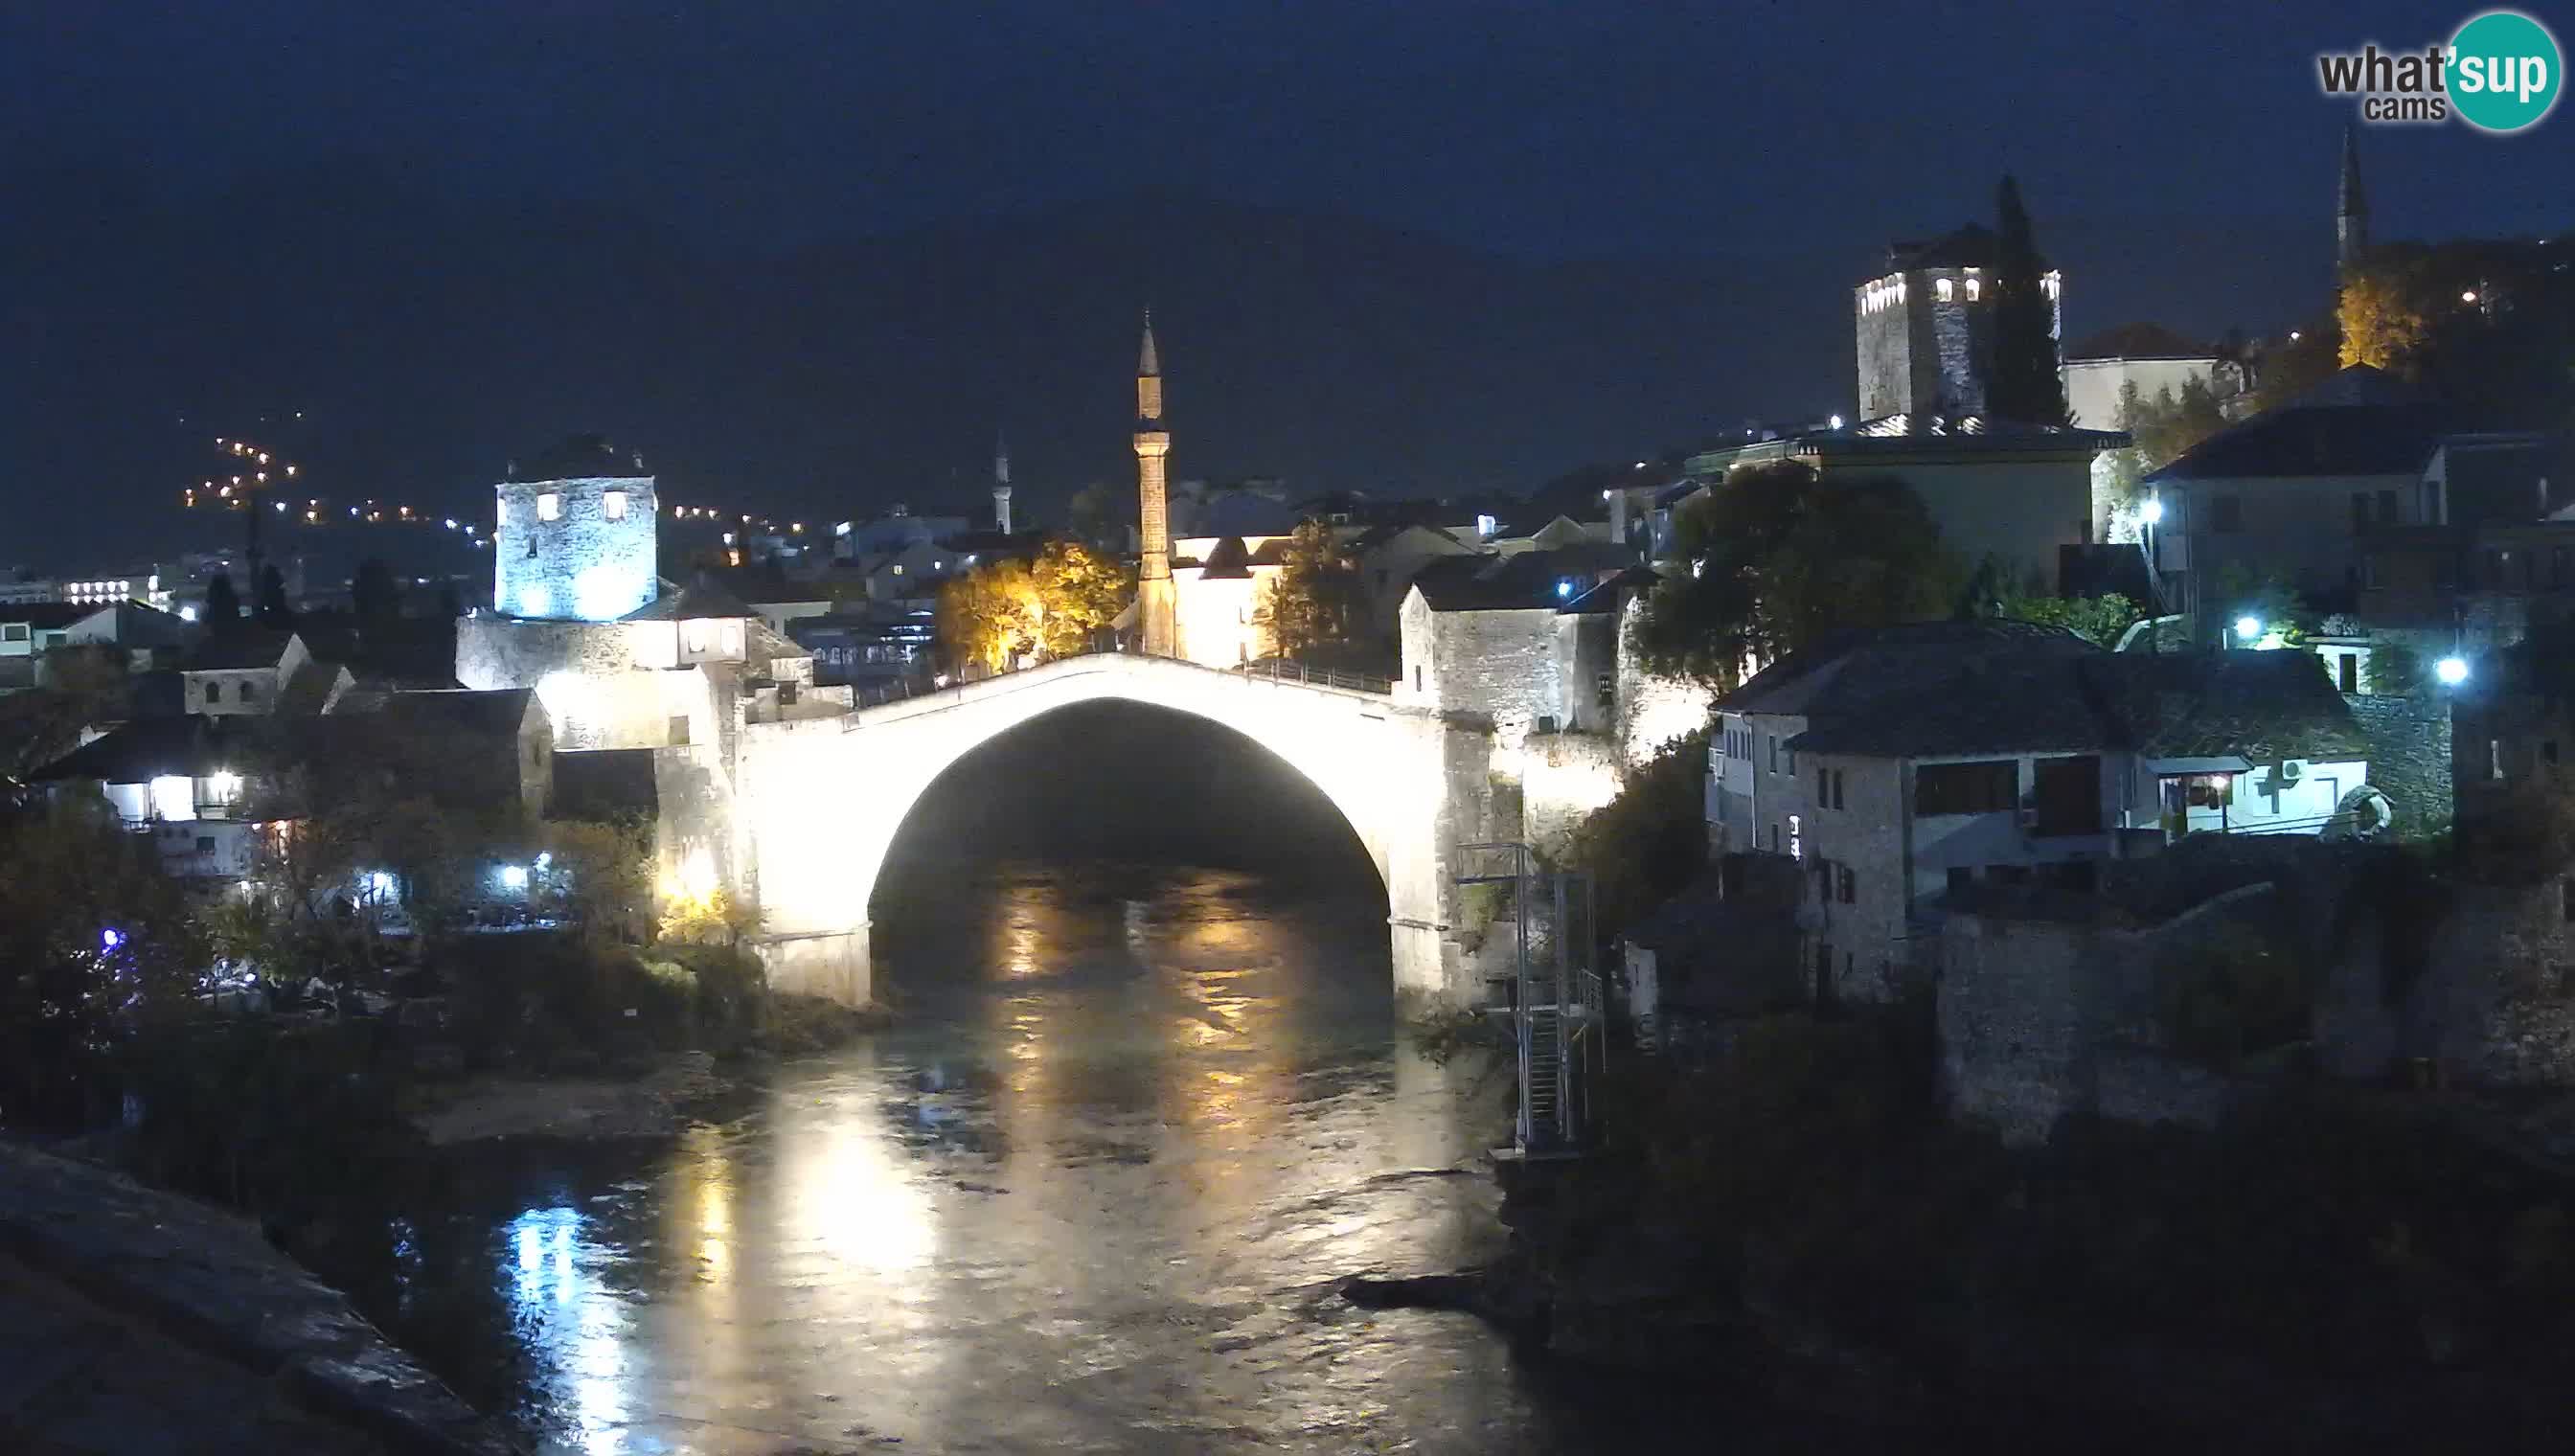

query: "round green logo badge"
(2450, 10), (2562, 132)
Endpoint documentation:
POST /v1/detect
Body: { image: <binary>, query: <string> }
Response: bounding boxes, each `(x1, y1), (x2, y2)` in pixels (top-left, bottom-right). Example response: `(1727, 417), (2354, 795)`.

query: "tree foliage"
(255, 564), (292, 626)
(2362, 639), (2426, 696)
(2124, 375), (2229, 473)
(1988, 175), (2069, 425)
(1629, 462), (1963, 689)
(937, 539), (1131, 672)
(2338, 264), (2432, 374)
(203, 572), (240, 624)
(0, 795), (207, 1126)
(1997, 592), (2142, 648)
(1561, 728), (1711, 939)
(1255, 519), (1360, 658)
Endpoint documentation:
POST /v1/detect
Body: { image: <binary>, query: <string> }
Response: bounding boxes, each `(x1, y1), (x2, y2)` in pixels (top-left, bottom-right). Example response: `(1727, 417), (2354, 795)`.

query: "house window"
(2210, 495), (2243, 533)
(1914, 760), (2017, 816)
(2492, 738), (2505, 782)
(2031, 755), (2102, 836)
(0, 623), (25, 643)
(2338, 652), (2358, 694)
(536, 492), (562, 522)
(604, 489), (627, 521)
(669, 715), (692, 745)
(1413, 666), (1423, 692)
(1831, 769), (1845, 809)
(204, 681), (222, 703)
(1766, 736), (1776, 772)
(1935, 277), (1954, 302)
(1946, 866), (1974, 896)
(1837, 864), (1856, 904)
(1767, 823), (1779, 853)
(2377, 489), (2399, 525)
(1817, 766), (1828, 805)
(1964, 277), (1981, 302)
(239, 680), (259, 702)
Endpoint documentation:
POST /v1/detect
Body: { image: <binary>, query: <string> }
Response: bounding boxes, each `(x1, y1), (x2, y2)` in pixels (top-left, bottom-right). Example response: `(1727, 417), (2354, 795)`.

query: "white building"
(2060, 323), (2230, 432)
(1712, 623), (2373, 1003)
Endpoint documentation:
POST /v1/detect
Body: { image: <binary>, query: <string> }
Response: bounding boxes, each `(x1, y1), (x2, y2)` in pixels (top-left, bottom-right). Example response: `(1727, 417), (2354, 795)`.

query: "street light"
(2435, 655), (2470, 686)
(2235, 615), (2263, 643)
(2140, 498), (2164, 525)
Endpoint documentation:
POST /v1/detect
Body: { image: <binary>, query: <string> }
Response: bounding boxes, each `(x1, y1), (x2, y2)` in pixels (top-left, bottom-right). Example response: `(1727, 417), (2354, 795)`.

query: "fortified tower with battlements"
(492, 434), (658, 623)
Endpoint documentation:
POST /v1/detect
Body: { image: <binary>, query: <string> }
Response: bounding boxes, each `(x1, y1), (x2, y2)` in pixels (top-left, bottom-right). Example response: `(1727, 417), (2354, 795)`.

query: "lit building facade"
(1855, 225), (2061, 420)
(494, 436), (659, 623)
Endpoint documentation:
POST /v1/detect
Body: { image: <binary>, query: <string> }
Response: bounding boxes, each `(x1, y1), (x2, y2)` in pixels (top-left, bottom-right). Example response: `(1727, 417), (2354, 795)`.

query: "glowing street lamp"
(2435, 655), (2470, 687)
(2234, 615), (2264, 643)
(2140, 497), (2165, 525)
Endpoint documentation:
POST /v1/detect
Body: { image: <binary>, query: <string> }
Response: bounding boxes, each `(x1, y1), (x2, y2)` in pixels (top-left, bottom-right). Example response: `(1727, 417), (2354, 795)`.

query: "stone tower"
(492, 434), (657, 622)
(1853, 224), (2060, 420)
(2336, 123), (2370, 272)
(991, 430), (1014, 535)
(1133, 311), (1177, 657)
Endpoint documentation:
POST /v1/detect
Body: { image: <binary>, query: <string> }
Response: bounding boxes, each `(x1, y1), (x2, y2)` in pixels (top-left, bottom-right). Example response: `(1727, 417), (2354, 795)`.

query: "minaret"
(1133, 310), (1177, 657)
(2336, 123), (2370, 271)
(991, 430), (1014, 535)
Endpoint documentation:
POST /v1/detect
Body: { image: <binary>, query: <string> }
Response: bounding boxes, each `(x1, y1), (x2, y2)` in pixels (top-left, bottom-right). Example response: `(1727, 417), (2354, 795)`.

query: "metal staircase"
(1458, 842), (1605, 1160)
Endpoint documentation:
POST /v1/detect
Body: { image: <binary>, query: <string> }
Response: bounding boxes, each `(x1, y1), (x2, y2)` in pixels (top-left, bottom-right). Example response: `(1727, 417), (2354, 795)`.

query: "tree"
(255, 564), (292, 626)
(2245, 322), (2344, 415)
(936, 557), (1040, 673)
(2362, 639), (2426, 696)
(1066, 481), (1127, 550)
(541, 818), (654, 947)
(1997, 592), (2142, 648)
(2339, 263), (2432, 373)
(352, 557), (399, 630)
(1630, 463), (1963, 688)
(203, 572), (240, 624)
(1254, 519), (1359, 658)
(0, 794), (207, 1126)
(1026, 538), (1130, 658)
(2127, 376), (2229, 473)
(1988, 175), (2069, 425)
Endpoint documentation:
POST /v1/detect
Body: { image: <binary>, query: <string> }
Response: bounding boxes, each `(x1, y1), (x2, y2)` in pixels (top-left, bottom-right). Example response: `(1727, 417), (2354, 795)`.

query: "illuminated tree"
(1027, 538), (1131, 658)
(1997, 592), (2141, 648)
(1630, 462), (1963, 688)
(2339, 264), (2431, 373)
(1255, 519), (1359, 659)
(937, 557), (1040, 673)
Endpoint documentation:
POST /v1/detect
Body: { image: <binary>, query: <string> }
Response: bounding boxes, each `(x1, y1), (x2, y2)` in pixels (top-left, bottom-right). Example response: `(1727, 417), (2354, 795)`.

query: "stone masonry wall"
(2408, 882), (2575, 1086)
(493, 473), (657, 622)
(2345, 692), (2452, 840)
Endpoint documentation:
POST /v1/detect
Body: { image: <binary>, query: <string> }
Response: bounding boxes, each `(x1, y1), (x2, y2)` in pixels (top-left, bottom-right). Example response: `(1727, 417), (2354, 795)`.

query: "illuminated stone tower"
(492, 434), (657, 622)
(992, 430), (1014, 535)
(1133, 311), (1177, 657)
(2336, 123), (2370, 272)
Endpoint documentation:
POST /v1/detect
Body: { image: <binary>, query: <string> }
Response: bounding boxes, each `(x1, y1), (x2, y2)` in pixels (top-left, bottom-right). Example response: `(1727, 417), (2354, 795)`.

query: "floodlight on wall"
(2234, 616), (2263, 642)
(2436, 655), (2470, 686)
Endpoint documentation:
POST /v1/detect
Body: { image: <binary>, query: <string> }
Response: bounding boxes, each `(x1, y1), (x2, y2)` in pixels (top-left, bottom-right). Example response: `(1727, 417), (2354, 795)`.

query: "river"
(431, 861), (1703, 1454)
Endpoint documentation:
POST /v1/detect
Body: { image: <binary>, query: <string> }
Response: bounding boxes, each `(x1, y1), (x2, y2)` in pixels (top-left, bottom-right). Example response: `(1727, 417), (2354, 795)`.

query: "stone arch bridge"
(730, 653), (1503, 1010)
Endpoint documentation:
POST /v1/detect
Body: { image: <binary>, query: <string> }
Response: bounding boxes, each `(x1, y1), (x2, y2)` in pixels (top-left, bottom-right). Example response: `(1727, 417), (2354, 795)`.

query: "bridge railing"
(848, 647), (1393, 707)
(1229, 658), (1394, 695)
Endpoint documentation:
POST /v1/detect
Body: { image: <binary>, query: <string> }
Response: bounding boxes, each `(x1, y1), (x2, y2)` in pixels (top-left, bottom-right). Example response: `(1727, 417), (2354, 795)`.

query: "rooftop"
(2064, 322), (2219, 362)
(2144, 368), (2450, 482)
(509, 433), (649, 482)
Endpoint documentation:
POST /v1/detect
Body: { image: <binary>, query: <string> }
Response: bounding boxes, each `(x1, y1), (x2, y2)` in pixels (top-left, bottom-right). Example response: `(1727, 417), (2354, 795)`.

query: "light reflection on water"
(485, 864), (1598, 1455)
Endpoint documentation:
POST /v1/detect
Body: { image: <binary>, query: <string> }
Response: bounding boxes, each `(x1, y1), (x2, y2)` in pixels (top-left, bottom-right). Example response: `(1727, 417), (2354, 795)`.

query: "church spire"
(2336, 123), (2370, 270)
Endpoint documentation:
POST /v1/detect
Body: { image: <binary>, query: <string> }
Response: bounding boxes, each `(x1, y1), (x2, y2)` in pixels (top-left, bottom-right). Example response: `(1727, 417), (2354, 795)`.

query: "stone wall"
(1414, 603), (1561, 744)
(493, 472), (657, 622)
(2344, 692), (2452, 839)
(1520, 729), (1624, 861)
(2407, 881), (2575, 1086)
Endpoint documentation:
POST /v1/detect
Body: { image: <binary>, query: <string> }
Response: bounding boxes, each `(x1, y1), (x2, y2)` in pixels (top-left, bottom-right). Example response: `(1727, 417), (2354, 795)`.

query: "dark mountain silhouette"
(1, 160), (1859, 562)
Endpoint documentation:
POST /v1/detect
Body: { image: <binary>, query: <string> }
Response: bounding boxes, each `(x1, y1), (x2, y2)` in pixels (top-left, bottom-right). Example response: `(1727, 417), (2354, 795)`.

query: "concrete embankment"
(0, 1142), (519, 1455)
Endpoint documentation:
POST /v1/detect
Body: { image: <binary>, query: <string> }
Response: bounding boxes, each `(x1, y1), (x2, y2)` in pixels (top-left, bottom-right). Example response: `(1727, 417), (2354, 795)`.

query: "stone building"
(2059, 322), (2230, 432)
(492, 435), (658, 624)
(1678, 415), (2123, 596)
(1712, 624), (2374, 1003)
(1854, 224), (2061, 420)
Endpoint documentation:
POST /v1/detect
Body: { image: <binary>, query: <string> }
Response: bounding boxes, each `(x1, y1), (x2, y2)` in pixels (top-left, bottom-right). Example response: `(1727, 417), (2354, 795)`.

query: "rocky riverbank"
(412, 993), (891, 1145)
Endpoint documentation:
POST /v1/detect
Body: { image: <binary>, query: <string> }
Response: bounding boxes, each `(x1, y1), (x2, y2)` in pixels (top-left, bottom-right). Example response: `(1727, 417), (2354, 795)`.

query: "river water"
(448, 862), (1675, 1455)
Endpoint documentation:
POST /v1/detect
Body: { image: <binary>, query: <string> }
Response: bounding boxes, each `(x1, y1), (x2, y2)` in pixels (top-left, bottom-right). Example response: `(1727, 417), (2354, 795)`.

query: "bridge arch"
(736, 654), (1490, 1011)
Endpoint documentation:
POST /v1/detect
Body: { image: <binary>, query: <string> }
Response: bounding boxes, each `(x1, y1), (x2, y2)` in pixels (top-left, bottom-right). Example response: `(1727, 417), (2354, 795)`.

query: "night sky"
(2, 2), (2563, 569)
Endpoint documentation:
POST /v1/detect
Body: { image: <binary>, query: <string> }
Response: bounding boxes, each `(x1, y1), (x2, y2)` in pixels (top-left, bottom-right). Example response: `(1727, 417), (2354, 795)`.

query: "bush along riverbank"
(1357, 1006), (2575, 1446)
(80, 929), (887, 1435)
